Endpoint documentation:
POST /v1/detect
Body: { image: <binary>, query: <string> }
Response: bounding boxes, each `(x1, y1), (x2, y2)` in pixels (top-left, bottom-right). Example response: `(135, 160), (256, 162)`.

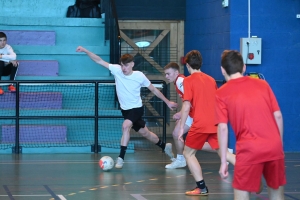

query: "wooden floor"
(0, 150), (299, 200)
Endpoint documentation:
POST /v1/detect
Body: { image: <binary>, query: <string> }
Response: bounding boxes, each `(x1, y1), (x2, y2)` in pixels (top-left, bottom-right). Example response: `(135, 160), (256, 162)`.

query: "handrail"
(111, 0), (120, 40)
(102, 0), (121, 64)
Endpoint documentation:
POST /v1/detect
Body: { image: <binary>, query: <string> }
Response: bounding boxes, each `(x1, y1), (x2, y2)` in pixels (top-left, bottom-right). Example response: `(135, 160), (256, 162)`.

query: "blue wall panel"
(185, 0), (230, 79)
(185, 0), (300, 152)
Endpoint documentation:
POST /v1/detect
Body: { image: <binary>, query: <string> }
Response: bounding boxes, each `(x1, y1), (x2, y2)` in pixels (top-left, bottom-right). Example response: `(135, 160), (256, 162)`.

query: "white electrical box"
(222, 0), (229, 7)
(240, 38), (262, 64)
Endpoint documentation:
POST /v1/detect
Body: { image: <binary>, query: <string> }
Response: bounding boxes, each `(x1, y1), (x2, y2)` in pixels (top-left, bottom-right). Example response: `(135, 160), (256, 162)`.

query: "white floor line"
(131, 194), (148, 200)
(58, 194), (67, 200)
(0, 194), (51, 197)
(0, 194), (66, 199)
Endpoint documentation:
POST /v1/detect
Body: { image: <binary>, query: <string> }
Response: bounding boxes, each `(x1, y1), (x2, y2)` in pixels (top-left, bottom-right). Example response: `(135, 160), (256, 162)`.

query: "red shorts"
(185, 132), (219, 150)
(233, 159), (286, 192)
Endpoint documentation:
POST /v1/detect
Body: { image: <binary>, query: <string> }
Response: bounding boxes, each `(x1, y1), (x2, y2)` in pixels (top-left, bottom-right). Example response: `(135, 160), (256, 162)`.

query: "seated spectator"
(0, 31), (18, 95)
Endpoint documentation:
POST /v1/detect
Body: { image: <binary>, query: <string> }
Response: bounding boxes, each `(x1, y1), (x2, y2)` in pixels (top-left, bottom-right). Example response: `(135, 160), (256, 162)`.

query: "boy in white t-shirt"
(0, 32), (18, 95)
(76, 46), (178, 169)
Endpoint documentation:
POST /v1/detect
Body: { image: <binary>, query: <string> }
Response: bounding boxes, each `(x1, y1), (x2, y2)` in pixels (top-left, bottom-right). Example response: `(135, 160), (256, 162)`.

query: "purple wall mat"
(0, 92), (63, 109)
(17, 60), (59, 76)
(0, 30), (55, 46)
(1, 125), (67, 143)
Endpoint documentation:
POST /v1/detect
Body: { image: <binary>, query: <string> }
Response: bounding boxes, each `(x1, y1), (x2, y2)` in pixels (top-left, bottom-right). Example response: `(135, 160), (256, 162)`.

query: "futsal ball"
(99, 156), (114, 171)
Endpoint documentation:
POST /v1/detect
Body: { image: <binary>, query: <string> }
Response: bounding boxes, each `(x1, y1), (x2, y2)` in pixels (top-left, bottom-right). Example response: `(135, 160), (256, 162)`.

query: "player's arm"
(217, 122), (229, 178)
(273, 110), (283, 141)
(1, 46), (16, 61)
(147, 84), (178, 110)
(76, 46), (110, 69)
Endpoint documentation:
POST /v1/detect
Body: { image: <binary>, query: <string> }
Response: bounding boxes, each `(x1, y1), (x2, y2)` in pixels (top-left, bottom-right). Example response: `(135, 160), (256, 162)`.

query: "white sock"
(176, 154), (185, 161)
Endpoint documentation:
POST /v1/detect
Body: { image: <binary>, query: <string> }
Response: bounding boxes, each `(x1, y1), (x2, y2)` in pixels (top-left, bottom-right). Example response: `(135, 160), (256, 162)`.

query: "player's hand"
(76, 46), (86, 52)
(173, 112), (181, 120)
(167, 101), (178, 110)
(10, 60), (19, 67)
(219, 162), (229, 179)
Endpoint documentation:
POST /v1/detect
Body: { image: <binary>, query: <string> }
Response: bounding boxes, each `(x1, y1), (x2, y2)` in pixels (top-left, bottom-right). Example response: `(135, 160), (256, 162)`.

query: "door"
(119, 20), (185, 135)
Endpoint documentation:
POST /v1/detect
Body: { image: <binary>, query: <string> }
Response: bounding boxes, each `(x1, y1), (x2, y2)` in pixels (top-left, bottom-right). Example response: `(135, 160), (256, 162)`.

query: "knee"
(183, 146), (195, 158)
(138, 128), (149, 137)
(122, 123), (131, 133)
(172, 129), (178, 138)
(172, 125), (180, 138)
(12, 61), (19, 68)
(0, 61), (4, 67)
(183, 148), (190, 158)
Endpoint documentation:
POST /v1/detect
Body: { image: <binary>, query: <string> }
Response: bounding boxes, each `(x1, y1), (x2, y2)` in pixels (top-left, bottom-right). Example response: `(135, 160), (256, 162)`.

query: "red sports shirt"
(215, 76), (284, 164)
(183, 72), (217, 134)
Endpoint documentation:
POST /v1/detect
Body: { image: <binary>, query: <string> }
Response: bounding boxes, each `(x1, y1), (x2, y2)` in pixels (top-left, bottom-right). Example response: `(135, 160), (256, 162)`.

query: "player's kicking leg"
(138, 125), (173, 157)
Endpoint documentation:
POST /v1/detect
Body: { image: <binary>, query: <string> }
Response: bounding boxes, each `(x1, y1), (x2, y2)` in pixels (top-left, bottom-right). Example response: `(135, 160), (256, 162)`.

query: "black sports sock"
(155, 139), (166, 150)
(119, 146), (127, 160)
(196, 180), (207, 190)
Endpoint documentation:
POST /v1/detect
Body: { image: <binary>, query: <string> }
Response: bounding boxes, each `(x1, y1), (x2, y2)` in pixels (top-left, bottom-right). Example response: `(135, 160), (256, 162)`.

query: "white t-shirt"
(0, 44), (17, 63)
(109, 64), (151, 110)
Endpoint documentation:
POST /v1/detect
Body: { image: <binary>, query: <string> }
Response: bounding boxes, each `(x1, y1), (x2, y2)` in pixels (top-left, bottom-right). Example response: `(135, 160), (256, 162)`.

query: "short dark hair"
(164, 62), (180, 71)
(221, 50), (244, 75)
(119, 54), (134, 65)
(0, 32), (7, 39)
(185, 50), (203, 70)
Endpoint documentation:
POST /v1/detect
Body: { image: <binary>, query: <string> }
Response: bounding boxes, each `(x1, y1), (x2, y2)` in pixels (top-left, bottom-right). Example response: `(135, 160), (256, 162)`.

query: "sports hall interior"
(0, 0), (299, 199)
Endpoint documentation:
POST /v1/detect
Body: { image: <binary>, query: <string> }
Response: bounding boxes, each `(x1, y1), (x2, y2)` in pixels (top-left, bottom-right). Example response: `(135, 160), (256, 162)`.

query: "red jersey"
(174, 74), (185, 99)
(215, 76), (284, 165)
(174, 74), (195, 117)
(183, 72), (217, 134)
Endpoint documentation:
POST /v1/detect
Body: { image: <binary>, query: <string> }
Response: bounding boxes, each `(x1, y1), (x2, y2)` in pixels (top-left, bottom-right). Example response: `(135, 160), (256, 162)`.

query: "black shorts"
(0, 61), (18, 80)
(121, 106), (146, 132)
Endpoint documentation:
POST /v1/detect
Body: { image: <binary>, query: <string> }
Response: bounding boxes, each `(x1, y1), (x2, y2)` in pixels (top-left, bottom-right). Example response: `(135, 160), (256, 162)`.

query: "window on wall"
(121, 30), (173, 75)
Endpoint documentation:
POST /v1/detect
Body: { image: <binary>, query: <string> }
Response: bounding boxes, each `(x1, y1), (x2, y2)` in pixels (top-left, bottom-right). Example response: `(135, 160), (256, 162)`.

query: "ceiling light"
(135, 41), (150, 47)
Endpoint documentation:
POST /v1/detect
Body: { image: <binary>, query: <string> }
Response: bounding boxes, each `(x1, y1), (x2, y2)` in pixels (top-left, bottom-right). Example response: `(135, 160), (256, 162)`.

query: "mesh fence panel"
(0, 81), (166, 152)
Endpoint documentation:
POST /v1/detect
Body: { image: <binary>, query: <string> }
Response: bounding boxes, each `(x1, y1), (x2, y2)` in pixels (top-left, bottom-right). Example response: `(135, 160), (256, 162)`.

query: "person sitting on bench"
(0, 31), (18, 95)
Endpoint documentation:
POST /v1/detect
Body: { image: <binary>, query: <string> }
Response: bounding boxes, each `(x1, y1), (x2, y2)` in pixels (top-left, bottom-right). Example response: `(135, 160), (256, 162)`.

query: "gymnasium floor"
(0, 150), (299, 200)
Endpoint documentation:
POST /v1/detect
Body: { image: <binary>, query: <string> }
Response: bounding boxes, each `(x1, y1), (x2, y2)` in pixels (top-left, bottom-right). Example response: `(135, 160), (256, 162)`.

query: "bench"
(2, 125), (67, 143)
(1, 30), (55, 46)
(17, 60), (59, 76)
(0, 92), (63, 109)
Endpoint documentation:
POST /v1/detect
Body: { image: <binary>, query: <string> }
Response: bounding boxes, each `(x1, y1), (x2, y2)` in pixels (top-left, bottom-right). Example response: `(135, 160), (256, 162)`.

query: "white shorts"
(185, 115), (193, 127)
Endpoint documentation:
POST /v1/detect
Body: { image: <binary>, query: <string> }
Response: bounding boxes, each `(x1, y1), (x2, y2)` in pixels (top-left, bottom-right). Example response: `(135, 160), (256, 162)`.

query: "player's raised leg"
(138, 126), (172, 156)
